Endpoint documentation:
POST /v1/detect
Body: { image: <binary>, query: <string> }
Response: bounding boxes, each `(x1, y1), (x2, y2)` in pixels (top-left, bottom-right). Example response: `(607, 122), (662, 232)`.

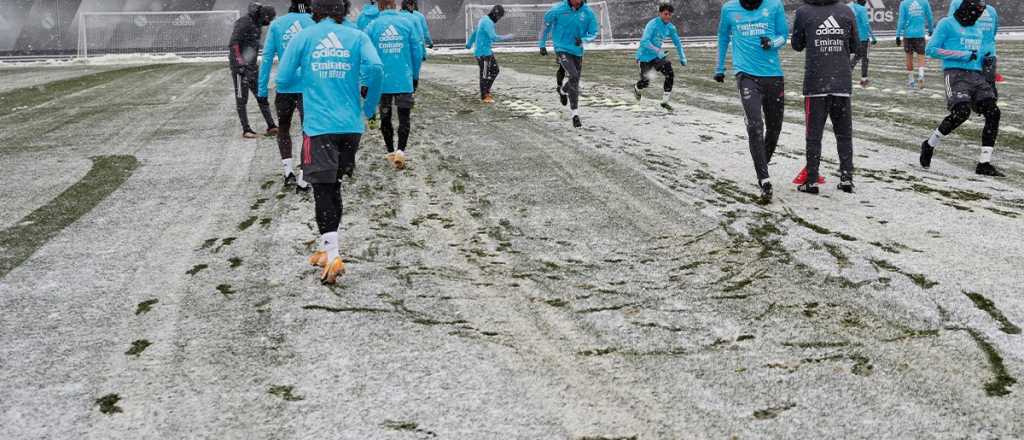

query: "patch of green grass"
(0, 66), (167, 118)
(228, 257), (243, 268)
(963, 291), (1022, 335)
(135, 299), (158, 315)
(95, 394), (123, 415)
(186, 264), (208, 276)
(268, 385), (304, 401)
(238, 216), (258, 231)
(870, 259), (939, 289)
(125, 339), (152, 357)
(216, 284), (236, 297)
(0, 155), (139, 278)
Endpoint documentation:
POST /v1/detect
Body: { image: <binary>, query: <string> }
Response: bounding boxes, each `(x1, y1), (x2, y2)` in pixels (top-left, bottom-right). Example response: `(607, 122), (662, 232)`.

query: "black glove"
(760, 36), (772, 50)
(539, 47), (548, 56)
(896, 37), (902, 47)
(427, 43), (434, 49)
(575, 37), (582, 46)
(969, 50), (978, 61)
(360, 86), (368, 99)
(714, 73), (725, 83)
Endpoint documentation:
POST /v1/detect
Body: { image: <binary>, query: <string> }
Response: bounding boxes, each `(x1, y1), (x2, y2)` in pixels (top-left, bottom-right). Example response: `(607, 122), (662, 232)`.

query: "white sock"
(908, 72), (915, 82)
(759, 178), (770, 186)
(296, 169), (308, 188)
(928, 129), (943, 148)
(282, 158), (293, 176)
(918, 67), (925, 78)
(979, 146), (993, 163)
(662, 91), (671, 103)
(322, 232), (339, 262)
(571, 109), (579, 118)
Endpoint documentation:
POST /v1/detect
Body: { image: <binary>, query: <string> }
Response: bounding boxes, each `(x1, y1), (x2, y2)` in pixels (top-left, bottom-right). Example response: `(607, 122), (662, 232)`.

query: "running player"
(538, 0), (599, 129)
(715, 0), (788, 203)
(229, 3), (278, 139)
(895, 0), (934, 89)
(848, 0), (877, 87)
(792, 0), (859, 194)
(919, 0), (1003, 177)
(401, 0), (433, 57)
(277, 0), (384, 284)
(365, 0), (423, 170)
(632, 3), (687, 111)
(466, 5), (514, 103)
(258, 0), (315, 190)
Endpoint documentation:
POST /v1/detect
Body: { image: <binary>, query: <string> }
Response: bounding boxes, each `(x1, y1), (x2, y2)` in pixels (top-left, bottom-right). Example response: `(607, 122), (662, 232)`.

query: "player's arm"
(581, 9), (599, 43)
(791, 10), (806, 52)
(360, 33), (385, 118)
(257, 26), (278, 97)
(896, 2), (907, 38)
(768, 3), (788, 49)
(420, 15), (433, 47)
(640, 21), (660, 53)
(926, 21), (971, 60)
(538, 8), (555, 48)
(848, 15), (860, 53)
(229, 20), (249, 66)
(466, 26), (477, 49)
(925, 2), (934, 35)
(409, 25), (423, 80)
(671, 25), (686, 65)
(276, 31), (304, 91)
(715, 8), (731, 75)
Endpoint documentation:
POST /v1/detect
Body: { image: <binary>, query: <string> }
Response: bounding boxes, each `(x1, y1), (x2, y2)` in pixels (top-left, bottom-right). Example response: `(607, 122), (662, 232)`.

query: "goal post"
(77, 10), (240, 59)
(464, 2), (614, 47)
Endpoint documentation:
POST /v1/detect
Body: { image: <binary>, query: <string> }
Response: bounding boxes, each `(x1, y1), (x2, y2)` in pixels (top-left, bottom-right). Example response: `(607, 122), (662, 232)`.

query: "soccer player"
(229, 3), (278, 139)
(538, 0), (599, 129)
(918, 0), (1003, 177)
(848, 0), (877, 87)
(792, 0), (859, 195)
(401, 0), (434, 57)
(715, 0), (788, 203)
(357, 0), (380, 29)
(632, 3), (687, 111)
(466, 5), (514, 103)
(365, 0), (423, 170)
(258, 0), (315, 190)
(277, 0), (384, 284)
(895, 0), (934, 89)
(398, 0), (426, 91)
(947, 0), (1000, 84)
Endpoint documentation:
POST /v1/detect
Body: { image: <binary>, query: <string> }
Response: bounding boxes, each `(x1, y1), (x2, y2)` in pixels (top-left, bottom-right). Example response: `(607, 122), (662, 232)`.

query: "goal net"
(464, 2), (614, 47)
(77, 10), (240, 58)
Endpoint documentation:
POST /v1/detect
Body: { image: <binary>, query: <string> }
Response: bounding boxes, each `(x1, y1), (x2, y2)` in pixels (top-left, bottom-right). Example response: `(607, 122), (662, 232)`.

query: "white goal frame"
(77, 10), (240, 59)
(464, 1), (614, 47)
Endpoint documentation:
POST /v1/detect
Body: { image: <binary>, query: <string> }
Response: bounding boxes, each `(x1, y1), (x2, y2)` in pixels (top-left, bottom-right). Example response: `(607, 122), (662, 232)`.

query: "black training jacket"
(228, 8), (262, 71)
(792, 0), (860, 96)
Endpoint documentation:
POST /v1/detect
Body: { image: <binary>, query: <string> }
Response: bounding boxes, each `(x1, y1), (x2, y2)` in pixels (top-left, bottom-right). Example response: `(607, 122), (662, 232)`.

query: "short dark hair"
(659, 3), (674, 13)
(312, 0), (349, 22)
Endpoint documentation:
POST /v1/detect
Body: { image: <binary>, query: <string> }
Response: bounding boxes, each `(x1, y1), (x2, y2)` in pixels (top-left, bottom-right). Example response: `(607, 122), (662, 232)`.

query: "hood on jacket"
(362, 2), (380, 15)
(954, 0), (986, 27)
(565, 0), (586, 11)
(856, 0), (867, 5)
(739, 0), (764, 11)
(248, 3), (276, 25)
(488, 5), (505, 23)
(804, 0), (839, 5)
(401, 0), (417, 12)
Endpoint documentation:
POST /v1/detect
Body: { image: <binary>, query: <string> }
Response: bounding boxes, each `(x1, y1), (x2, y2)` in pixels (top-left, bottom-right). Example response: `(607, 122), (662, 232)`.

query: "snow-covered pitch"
(1, 43), (1023, 438)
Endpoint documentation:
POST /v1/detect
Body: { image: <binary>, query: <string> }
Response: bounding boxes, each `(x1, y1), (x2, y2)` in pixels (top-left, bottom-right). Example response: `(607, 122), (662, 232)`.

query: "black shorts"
(301, 133), (361, 183)
(944, 69), (996, 110)
(380, 93), (415, 110)
(903, 37), (925, 55)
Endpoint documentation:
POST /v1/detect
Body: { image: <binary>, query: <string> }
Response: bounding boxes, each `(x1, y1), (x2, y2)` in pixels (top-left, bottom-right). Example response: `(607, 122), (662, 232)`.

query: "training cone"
(792, 168), (826, 185)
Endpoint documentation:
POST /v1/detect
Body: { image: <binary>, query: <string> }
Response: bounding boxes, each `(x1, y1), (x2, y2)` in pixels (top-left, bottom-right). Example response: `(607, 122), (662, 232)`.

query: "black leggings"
(804, 95), (854, 183)
(478, 55), (500, 98)
(380, 95), (413, 152)
(850, 43), (869, 79)
(736, 73), (785, 181)
(556, 52), (583, 110)
(231, 70), (275, 133)
(275, 93), (303, 160)
(939, 99), (1000, 147)
(312, 182), (342, 235)
(637, 58), (674, 92)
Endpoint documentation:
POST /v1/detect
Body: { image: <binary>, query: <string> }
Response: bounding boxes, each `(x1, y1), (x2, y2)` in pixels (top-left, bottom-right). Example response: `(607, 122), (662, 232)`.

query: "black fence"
(1, 0), (1021, 57)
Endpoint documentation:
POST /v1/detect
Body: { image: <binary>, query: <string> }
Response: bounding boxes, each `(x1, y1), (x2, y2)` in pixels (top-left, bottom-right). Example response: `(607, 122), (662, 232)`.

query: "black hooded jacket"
(488, 5), (505, 23)
(792, 0), (860, 95)
(228, 4), (271, 71)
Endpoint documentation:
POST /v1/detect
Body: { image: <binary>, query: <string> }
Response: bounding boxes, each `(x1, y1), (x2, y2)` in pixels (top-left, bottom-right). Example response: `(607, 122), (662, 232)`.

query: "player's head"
(311, 0), (350, 22)
(378, 0), (397, 10)
(253, 4), (276, 25)
(569, 0), (584, 10)
(401, 0), (417, 12)
(856, 0), (866, 5)
(739, 0), (763, 11)
(954, 0), (986, 26)
(488, 5), (505, 23)
(290, 0), (310, 13)
(658, 3), (673, 22)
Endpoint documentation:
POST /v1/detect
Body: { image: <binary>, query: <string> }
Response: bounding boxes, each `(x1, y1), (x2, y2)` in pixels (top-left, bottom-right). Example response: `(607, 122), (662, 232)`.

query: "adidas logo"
(816, 15), (844, 35)
(284, 21), (303, 41)
(866, 0), (894, 22)
(427, 5), (446, 20)
(380, 24), (403, 42)
(172, 14), (194, 27)
(909, 1), (923, 14)
(313, 32), (350, 58)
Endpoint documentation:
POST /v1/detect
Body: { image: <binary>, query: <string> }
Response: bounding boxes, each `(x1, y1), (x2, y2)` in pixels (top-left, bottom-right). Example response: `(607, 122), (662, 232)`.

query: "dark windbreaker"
(792, 0), (860, 96)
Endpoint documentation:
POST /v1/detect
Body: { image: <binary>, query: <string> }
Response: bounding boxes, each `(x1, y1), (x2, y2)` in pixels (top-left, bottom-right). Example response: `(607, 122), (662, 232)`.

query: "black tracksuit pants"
(556, 52), (583, 110)
(736, 73), (785, 182)
(636, 57), (674, 92)
(275, 93), (303, 160)
(232, 69), (275, 133)
(850, 43), (869, 79)
(804, 95), (854, 184)
(379, 94), (414, 153)
(478, 55), (500, 98)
